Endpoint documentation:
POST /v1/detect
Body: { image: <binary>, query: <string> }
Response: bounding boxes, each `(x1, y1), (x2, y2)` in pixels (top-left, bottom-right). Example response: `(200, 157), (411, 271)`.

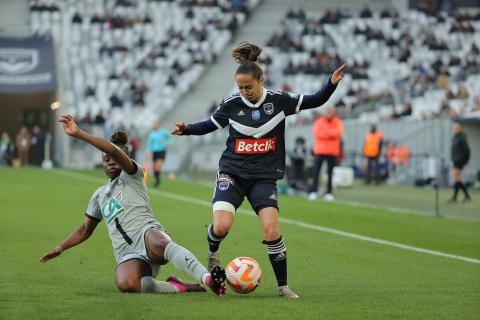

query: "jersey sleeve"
(281, 91), (304, 116)
(85, 187), (103, 221)
(210, 102), (230, 129)
(124, 160), (145, 181)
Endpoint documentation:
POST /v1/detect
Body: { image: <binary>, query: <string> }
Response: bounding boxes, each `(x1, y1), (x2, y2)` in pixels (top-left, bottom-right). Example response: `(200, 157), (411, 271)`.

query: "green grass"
(1, 168), (479, 320)
(332, 181), (480, 221)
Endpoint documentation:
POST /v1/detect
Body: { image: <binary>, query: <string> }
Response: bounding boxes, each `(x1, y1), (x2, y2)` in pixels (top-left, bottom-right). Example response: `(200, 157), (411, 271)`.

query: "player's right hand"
(171, 122), (187, 136)
(39, 246), (63, 263)
(58, 114), (81, 137)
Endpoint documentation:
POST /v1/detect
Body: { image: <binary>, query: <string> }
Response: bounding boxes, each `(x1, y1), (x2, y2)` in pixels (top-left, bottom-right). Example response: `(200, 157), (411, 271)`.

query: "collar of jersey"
(240, 87), (267, 108)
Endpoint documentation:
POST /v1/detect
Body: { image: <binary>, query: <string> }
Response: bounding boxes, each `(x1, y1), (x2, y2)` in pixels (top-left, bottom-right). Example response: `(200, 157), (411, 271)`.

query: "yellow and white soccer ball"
(225, 257), (262, 294)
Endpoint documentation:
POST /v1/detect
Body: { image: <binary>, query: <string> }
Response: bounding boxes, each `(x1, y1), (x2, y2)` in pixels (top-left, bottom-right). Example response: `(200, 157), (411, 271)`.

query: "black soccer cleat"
(166, 275), (206, 293)
(208, 265), (227, 296)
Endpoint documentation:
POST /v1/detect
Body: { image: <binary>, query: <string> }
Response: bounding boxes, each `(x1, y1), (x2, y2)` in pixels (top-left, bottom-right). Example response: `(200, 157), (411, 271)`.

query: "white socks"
(164, 242), (209, 284)
(140, 277), (179, 293)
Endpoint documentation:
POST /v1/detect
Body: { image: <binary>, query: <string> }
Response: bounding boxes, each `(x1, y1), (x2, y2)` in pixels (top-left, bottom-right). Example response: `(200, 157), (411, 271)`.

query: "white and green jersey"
(86, 161), (162, 262)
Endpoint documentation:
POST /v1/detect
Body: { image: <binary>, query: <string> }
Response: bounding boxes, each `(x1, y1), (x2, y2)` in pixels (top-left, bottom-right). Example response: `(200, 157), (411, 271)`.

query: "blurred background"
(0, 0), (478, 219)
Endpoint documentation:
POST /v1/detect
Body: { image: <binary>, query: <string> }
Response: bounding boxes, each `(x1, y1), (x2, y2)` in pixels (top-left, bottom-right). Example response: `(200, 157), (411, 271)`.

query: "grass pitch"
(0, 168), (479, 320)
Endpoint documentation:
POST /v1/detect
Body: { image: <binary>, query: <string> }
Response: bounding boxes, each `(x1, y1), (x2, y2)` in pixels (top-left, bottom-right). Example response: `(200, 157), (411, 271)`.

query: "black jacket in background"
(451, 132), (470, 166)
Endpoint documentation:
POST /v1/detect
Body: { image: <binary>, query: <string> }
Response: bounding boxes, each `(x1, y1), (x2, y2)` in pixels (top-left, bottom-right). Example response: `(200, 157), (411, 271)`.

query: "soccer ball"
(225, 257), (262, 294)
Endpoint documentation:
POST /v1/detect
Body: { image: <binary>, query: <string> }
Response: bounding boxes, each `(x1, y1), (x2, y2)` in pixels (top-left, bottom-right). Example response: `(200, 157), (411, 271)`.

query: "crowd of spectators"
(30, 0), (258, 133)
(262, 5), (480, 125)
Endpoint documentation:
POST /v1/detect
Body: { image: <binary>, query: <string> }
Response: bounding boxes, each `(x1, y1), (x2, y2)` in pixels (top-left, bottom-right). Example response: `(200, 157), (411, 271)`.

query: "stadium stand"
(261, 6), (480, 126)
(29, 0), (259, 134)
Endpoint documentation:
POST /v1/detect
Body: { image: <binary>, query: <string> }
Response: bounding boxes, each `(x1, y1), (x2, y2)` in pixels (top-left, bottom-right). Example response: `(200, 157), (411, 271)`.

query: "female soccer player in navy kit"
(172, 42), (346, 298)
(40, 115), (226, 296)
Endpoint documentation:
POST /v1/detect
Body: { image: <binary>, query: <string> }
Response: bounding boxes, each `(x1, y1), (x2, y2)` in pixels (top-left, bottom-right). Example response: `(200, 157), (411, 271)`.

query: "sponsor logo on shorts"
(269, 191), (277, 200)
(216, 173), (234, 191)
(218, 181), (230, 191)
(217, 173), (234, 185)
(235, 137), (276, 154)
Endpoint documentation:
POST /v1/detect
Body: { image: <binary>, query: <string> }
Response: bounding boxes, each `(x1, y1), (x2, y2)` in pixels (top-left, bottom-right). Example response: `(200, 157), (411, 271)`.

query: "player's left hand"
(331, 63), (347, 85)
(171, 122), (188, 136)
(58, 114), (81, 137)
(39, 246), (63, 263)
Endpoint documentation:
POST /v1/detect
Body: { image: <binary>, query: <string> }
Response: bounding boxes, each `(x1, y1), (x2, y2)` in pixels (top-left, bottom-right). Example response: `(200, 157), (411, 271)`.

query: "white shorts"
(116, 224), (170, 278)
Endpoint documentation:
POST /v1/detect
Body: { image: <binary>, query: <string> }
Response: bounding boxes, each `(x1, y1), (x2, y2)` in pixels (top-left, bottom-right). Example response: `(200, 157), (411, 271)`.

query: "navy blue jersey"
(210, 88), (304, 181)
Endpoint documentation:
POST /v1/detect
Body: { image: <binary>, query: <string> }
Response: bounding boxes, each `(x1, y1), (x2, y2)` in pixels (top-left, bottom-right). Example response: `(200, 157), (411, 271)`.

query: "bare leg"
(153, 159), (164, 187)
(115, 259), (152, 293)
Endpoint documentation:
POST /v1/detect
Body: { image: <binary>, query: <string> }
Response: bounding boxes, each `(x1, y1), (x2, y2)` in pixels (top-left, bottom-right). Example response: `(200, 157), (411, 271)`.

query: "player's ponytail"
(232, 41), (263, 80)
(111, 130), (130, 155)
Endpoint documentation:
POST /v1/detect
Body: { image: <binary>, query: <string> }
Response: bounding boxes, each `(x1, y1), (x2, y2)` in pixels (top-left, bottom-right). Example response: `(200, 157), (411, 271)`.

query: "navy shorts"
(153, 151), (166, 161)
(212, 171), (278, 214)
(453, 161), (466, 170)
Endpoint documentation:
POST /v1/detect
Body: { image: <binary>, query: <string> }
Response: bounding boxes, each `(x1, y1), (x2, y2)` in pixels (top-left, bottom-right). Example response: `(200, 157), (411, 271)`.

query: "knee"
(152, 236), (171, 251)
(263, 224), (280, 241)
(116, 277), (141, 293)
(150, 238), (171, 263)
(213, 221), (231, 237)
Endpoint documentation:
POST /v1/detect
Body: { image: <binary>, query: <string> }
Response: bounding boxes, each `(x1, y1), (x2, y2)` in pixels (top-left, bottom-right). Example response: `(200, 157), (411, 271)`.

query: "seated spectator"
(471, 96), (480, 112)
(94, 112), (106, 125)
(439, 100), (455, 118)
(110, 93), (124, 108)
(394, 101), (412, 118)
(72, 12), (83, 24)
(84, 85), (95, 97)
(360, 5), (373, 18)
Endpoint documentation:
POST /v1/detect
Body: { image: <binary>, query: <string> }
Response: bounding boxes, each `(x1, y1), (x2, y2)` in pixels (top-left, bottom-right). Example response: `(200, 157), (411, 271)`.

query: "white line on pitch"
(194, 179), (478, 222)
(52, 170), (480, 265)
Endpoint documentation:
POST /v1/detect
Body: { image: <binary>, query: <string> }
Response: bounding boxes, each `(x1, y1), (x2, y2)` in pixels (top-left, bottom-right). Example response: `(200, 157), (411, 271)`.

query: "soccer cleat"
(208, 250), (221, 272)
(166, 275), (206, 293)
(207, 265), (227, 296)
(447, 197), (457, 204)
(323, 193), (335, 201)
(278, 286), (299, 299)
(307, 192), (318, 201)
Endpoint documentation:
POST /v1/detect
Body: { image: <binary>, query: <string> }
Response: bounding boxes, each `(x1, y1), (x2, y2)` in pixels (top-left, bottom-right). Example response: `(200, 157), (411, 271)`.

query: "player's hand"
(171, 122), (188, 136)
(58, 114), (81, 137)
(331, 63), (347, 85)
(39, 246), (64, 263)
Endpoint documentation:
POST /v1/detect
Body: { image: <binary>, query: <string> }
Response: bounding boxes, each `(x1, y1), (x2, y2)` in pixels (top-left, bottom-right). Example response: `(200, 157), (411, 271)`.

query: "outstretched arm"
(59, 115), (136, 174)
(39, 216), (99, 263)
(171, 119), (218, 136)
(300, 63), (347, 110)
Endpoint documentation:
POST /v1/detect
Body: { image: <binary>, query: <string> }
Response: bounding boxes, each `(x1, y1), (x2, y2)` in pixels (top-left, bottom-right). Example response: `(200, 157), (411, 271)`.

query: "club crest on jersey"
(263, 103), (274, 115)
(251, 110), (261, 121)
